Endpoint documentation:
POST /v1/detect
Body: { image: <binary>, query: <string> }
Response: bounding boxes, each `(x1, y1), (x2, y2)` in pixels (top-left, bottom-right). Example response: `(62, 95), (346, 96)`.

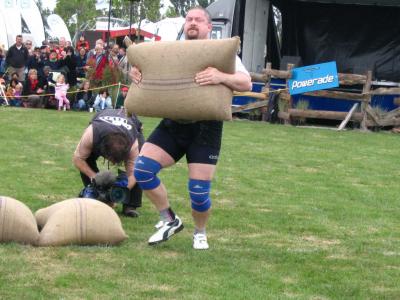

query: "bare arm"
(195, 67), (252, 92)
(72, 125), (96, 181)
(124, 139), (139, 189)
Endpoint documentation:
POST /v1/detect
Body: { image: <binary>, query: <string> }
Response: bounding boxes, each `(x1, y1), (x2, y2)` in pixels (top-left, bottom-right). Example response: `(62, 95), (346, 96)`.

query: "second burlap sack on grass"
(36, 198), (127, 246)
(126, 37), (240, 121)
(0, 196), (40, 245)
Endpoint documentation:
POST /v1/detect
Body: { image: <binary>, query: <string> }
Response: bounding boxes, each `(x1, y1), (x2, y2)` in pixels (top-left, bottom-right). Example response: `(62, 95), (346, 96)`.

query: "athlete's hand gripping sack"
(125, 37), (240, 121)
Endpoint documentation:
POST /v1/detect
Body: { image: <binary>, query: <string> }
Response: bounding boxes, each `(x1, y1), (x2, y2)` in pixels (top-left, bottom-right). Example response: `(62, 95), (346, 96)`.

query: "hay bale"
(37, 198), (128, 246)
(0, 196), (40, 245)
(125, 37), (240, 121)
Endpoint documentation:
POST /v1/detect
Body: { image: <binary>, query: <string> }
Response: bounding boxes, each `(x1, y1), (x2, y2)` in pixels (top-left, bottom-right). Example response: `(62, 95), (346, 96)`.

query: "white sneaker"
(154, 220), (167, 229)
(148, 216), (184, 245)
(193, 233), (209, 250)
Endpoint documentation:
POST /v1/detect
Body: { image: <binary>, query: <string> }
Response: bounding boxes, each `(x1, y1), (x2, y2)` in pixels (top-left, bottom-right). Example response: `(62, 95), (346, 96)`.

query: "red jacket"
(88, 54), (108, 80)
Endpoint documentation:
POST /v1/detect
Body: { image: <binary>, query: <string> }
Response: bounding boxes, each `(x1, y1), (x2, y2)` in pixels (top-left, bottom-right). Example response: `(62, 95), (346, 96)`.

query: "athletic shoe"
(154, 220), (167, 229)
(122, 206), (139, 218)
(193, 233), (209, 250)
(148, 216), (184, 245)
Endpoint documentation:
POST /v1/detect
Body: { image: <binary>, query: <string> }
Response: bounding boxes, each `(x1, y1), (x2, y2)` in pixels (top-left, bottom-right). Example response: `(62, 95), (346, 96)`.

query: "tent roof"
(286, 0), (400, 6)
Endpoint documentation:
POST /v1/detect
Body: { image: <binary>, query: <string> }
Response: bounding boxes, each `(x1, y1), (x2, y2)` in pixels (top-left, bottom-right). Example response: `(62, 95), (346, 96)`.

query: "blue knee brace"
(134, 156), (162, 190)
(188, 179), (211, 212)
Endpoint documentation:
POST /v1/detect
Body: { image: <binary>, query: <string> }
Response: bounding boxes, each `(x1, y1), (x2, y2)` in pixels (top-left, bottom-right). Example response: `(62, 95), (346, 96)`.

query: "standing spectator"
(93, 89), (112, 112)
(109, 44), (120, 67)
(63, 46), (77, 86)
(44, 50), (63, 71)
(24, 40), (34, 56)
(0, 45), (5, 77)
(76, 47), (88, 78)
(76, 35), (90, 52)
(88, 44), (108, 81)
(22, 68), (44, 108)
(27, 47), (44, 75)
(118, 47), (130, 83)
(5, 35), (29, 81)
(54, 74), (70, 111)
(74, 80), (94, 111)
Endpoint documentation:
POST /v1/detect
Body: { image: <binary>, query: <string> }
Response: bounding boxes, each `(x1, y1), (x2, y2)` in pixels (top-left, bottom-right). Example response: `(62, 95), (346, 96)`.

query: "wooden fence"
(234, 63), (400, 130)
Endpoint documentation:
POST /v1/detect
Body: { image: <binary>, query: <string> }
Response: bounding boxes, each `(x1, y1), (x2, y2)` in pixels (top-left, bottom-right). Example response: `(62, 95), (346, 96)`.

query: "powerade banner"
(288, 61), (339, 95)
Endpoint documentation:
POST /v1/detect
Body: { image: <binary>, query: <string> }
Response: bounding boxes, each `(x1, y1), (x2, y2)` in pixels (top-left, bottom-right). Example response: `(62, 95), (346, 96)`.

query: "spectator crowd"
(0, 35), (130, 111)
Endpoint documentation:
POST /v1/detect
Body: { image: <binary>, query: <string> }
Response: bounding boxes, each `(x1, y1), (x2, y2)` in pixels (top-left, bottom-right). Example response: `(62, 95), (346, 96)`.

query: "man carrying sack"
(130, 7), (252, 249)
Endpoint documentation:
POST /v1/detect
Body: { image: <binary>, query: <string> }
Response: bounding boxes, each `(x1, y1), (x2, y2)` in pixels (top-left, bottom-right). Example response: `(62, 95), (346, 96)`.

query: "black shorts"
(146, 119), (223, 165)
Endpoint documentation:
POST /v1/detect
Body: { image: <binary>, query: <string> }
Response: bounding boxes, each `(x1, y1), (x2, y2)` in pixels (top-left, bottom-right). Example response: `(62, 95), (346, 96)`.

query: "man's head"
(25, 40), (33, 49)
(95, 44), (103, 56)
(15, 35), (23, 47)
(100, 133), (131, 164)
(184, 7), (212, 40)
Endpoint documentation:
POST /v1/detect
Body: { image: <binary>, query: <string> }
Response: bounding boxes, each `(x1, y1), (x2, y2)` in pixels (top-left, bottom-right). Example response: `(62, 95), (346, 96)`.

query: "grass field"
(0, 107), (399, 299)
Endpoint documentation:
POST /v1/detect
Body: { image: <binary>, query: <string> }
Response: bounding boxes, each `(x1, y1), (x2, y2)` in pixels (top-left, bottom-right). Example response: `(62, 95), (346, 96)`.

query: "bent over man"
(73, 109), (144, 217)
(131, 7), (252, 249)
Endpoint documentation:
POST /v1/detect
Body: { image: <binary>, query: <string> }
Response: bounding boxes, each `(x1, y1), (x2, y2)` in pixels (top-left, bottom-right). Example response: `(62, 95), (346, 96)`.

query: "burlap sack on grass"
(36, 198), (127, 247)
(0, 196), (40, 245)
(126, 37), (240, 121)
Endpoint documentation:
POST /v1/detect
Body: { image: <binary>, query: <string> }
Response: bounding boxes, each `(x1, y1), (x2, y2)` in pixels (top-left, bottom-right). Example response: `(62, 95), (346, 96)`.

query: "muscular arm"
(72, 125), (96, 180)
(124, 139), (139, 189)
(195, 68), (252, 92)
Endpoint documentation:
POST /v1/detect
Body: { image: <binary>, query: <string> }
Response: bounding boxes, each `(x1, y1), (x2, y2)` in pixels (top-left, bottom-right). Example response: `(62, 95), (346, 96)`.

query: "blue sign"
(288, 61), (339, 95)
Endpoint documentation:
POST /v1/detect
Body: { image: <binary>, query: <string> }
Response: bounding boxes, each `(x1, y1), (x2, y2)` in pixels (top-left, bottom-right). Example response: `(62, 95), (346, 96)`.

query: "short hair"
(28, 69), (38, 77)
(100, 133), (131, 164)
(16, 34), (23, 39)
(98, 88), (109, 96)
(186, 6), (212, 23)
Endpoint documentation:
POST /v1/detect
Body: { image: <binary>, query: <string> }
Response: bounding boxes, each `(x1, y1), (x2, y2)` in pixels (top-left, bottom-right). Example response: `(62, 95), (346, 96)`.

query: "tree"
(170, 0), (196, 16)
(54, 0), (97, 37)
(197, 0), (214, 8)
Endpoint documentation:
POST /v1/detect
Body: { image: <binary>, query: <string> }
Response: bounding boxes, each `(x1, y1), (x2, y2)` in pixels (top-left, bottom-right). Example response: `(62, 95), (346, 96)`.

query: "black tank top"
(91, 109), (137, 158)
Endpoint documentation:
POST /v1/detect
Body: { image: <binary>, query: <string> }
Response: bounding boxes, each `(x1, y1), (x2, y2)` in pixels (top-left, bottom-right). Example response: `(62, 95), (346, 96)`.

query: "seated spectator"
(115, 86), (128, 109)
(7, 81), (23, 107)
(76, 35), (90, 52)
(76, 47), (88, 78)
(22, 68), (44, 108)
(40, 66), (57, 109)
(93, 88), (112, 112)
(74, 80), (94, 111)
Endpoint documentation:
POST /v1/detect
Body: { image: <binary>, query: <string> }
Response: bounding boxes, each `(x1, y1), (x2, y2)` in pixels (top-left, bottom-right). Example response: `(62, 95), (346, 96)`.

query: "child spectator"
(93, 88), (112, 112)
(7, 82), (23, 107)
(54, 74), (70, 111)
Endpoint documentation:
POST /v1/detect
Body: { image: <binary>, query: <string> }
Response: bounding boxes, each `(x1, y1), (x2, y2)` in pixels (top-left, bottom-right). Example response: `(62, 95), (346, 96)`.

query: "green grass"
(0, 107), (399, 299)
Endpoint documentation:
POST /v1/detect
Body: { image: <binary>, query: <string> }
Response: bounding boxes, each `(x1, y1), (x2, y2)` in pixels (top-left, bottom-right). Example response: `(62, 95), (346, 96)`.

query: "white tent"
(47, 14), (72, 42)
(154, 17), (185, 41)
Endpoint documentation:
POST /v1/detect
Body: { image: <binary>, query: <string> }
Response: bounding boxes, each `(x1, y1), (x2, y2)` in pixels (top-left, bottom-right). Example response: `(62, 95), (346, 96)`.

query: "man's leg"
(134, 142), (184, 244)
(188, 163), (216, 250)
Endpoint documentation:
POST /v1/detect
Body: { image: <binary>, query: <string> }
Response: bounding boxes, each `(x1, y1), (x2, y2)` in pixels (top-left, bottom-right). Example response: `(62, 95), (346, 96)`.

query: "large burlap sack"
(0, 196), (40, 245)
(126, 37), (240, 121)
(37, 198), (128, 246)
